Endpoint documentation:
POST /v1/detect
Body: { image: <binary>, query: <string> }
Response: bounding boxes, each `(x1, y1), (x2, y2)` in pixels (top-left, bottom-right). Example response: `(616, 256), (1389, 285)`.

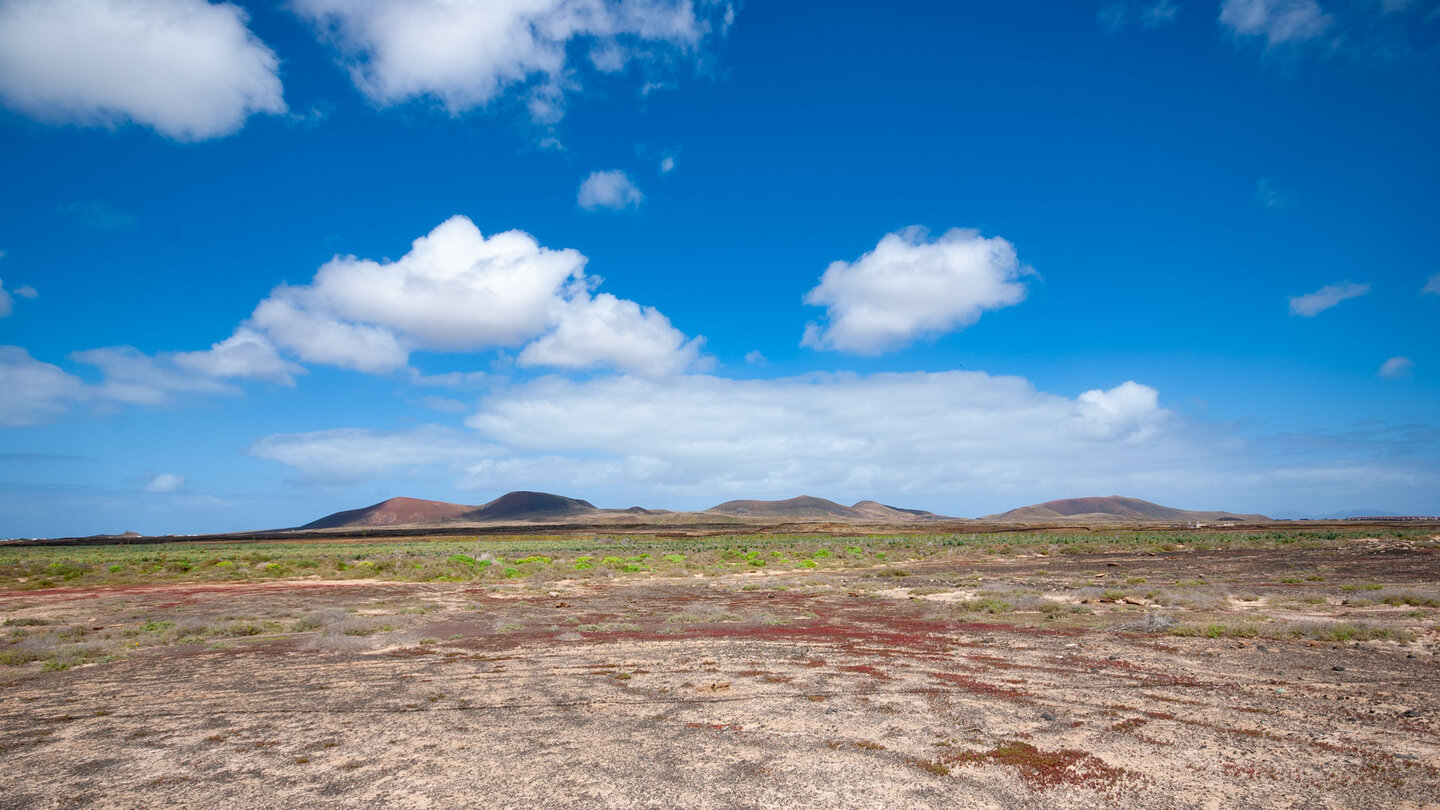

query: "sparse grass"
(944, 741), (1135, 792)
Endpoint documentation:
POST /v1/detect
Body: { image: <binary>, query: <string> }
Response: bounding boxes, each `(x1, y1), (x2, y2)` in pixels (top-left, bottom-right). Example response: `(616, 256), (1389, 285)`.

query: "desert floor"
(2, 537), (1439, 809)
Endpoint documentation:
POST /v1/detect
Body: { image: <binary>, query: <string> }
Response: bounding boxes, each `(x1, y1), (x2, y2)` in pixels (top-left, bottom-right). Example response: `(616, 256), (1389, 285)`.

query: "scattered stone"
(1402, 709), (1421, 718)
(1333, 666), (1346, 672)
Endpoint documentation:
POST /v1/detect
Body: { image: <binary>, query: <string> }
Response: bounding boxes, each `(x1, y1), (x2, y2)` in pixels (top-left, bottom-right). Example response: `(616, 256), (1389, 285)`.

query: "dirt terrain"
(2, 540), (1439, 809)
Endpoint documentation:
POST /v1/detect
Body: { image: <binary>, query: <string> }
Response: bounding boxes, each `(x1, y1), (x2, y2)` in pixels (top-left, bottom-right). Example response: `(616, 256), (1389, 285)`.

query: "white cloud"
(516, 293), (701, 377)
(578, 170), (643, 210)
(1288, 280), (1370, 316)
(252, 425), (499, 483)
(1423, 272), (1440, 295)
(660, 155), (676, 173)
(144, 472), (185, 493)
(1378, 356), (1413, 379)
(2, 340), (273, 427)
(0, 346), (88, 426)
(293, 0), (723, 123)
(408, 368), (487, 387)
(1219, 0), (1332, 46)
(421, 395), (469, 414)
(254, 371), (1184, 500)
(0, 277), (34, 319)
(0, 0), (285, 140)
(241, 215), (699, 377)
(744, 350), (767, 366)
(171, 327), (305, 384)
(253, 369), (1440, 514)
(801, 227), (1031, 355)
(68, 346), (234, 405)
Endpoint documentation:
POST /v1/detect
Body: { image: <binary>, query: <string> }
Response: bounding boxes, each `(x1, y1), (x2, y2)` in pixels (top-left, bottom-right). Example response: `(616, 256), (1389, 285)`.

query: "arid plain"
(2, 507), (1439, 809)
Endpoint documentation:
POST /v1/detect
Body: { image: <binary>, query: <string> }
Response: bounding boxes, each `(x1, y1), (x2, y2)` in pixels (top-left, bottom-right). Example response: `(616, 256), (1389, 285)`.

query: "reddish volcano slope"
(707, 496), (865, 519)
(300, 497), (477, 529)
(985, 495), (1268, 523)
(465, 491), (597, 520)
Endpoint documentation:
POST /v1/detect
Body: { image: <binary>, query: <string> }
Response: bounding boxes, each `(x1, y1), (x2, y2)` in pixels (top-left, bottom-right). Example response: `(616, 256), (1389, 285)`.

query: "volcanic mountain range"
(299, 492), (1268, 530)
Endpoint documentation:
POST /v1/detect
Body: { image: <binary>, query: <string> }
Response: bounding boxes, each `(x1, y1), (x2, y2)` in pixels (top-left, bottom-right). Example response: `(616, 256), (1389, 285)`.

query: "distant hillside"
(707, 496), (937, 520)
(984, 496), (1268, 524)
(301, 491), (597, 529)
(300, 497), (476, 530)
(708, 496), (864, 519)
(850, 500), (937, 520)
(468, 491), (596, 520)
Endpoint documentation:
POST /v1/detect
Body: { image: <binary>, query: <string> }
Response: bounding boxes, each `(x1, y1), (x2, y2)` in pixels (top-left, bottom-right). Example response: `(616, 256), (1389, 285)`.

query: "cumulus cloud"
(170, 328), (305, 384)
(69, 346), (234, 405)
(578, 170), (643, 210)
(801, 227), (1031, 355)
(0, 277), (36, 319)
(660, 155), (676, 173)
(0, 346), (88, 426)
(240, 215), (700, 377)
(1423, 272), (1440, 295)
(253, 369), (1440, 513)
(1288, 280), (1370, 316)
(1378, 356), (1413, 379)
(0, 0), (285, 140)
(252, 425), (499, 483)
(254, 371), (1183, 499)
(293, 0), (725, 123)
(1219, 0), (1332, 46)
(2, 339), (286, 427)
(144, 472), (185, 493)
(516, 294), (701, 377)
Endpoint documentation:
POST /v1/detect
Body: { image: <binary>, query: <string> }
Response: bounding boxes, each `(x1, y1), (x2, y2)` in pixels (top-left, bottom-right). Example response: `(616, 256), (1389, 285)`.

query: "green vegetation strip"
(0, 528), (1428, 591)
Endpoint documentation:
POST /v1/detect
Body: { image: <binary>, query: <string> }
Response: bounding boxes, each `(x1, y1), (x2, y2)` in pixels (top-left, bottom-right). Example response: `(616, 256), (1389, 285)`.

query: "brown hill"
(849, 500), (937, 519)
(301, 491), (598, 529)
(466, 491), (596, 521)
(707, 496), (865, 519)
(984, 496), (1268, 523)
(300, 497), (476, 530)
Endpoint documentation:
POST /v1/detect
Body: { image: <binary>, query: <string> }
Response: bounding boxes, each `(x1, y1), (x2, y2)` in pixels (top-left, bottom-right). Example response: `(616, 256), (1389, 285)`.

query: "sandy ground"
(2, 545), (1438, 809)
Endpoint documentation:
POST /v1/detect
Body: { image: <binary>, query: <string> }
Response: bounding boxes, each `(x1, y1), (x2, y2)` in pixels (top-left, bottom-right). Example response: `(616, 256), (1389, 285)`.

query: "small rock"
(1040, 712), (1056, 721)
(1106, 562), (1120, 567)
(1333, 666), (1346, 672)
(1402, 709), (1421, 718)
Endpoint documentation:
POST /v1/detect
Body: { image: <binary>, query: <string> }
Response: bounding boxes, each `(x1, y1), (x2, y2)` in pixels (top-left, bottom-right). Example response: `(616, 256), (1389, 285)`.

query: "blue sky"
(1, 0), (1437, 537)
